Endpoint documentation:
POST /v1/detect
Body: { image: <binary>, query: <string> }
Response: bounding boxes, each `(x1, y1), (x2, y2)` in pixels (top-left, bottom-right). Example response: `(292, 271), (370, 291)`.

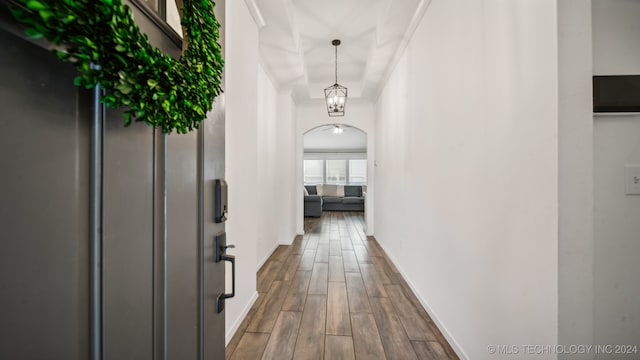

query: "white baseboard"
(256, 234), (299, 272)
(279, 233), (298, 246)
(225, 291), (259, 346)
(374, 237), (469, 360)
(256, 242), (279, 272)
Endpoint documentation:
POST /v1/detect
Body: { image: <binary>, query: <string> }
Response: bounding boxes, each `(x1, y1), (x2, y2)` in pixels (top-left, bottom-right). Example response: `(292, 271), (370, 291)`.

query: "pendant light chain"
(334, 44), (338, 85)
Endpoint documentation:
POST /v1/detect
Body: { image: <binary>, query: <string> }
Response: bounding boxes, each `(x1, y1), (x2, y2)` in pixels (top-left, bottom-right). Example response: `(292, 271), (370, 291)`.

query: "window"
(165, 0), (183, 36)
(142, 0), (159, 11)
(303, 159), (367, 185)
(304, 160), (324, 184)
(349, 160), (367, 185)
(326, 160), (347, 184)
(131, 0), (183, 38)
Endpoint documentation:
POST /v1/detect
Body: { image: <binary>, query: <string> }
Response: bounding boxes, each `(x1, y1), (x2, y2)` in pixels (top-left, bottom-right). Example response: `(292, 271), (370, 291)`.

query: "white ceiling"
(304, 125), (367, 152)
(251, 0), (430, 102)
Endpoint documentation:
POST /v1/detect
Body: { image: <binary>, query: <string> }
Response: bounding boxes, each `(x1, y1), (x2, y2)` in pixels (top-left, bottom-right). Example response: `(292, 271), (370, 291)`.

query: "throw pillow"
(344, 185), (362, 197)
(323, 184), (337, 197)
(316, 184), (323, 196)
(303, 187), (309, 196)
(337, 185), (345, 197)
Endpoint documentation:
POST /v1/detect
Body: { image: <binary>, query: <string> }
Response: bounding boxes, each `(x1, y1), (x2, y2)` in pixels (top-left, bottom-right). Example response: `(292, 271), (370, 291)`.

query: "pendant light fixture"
(324, 39), (347, 117)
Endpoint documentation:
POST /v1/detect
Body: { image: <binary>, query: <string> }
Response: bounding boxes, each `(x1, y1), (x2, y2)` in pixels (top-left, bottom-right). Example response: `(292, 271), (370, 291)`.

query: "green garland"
(11, 0), (223, 134)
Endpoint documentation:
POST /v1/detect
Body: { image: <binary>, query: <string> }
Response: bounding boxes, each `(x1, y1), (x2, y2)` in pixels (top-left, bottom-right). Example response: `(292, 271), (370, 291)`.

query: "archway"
(298, 123), (372, 234)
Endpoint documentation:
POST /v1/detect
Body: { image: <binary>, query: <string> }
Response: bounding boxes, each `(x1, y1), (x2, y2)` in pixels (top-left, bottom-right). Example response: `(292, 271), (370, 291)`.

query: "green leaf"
(116, 83), (133, 94)
(38, 10), (54, 21)
(24, 28), (43, 39)
(101, 94), (116, 105)
(26, 0), (47, 11)
(55, 50), (70, 60)
(124, 112), (132, 126)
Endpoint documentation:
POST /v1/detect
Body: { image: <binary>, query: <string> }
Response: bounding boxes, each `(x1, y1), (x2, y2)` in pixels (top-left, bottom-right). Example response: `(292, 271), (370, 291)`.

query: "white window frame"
(303, 158), (367, 185)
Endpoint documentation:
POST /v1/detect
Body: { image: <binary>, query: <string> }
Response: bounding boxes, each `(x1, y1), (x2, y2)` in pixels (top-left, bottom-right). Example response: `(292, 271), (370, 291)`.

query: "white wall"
(295, 100), (376, 235)
(592, 1), (640, 356)
(557, 1), (594, 358)
(276, 91), (298, 249)
(374, 1), (559, 359)
(594, 118), (640, 357)
(256, 64), (278, 266)
(592, 0), (640, 75)
(256, 64), (298, 269)
(225, 2), (298, 343)
(225, 0), (259, 344)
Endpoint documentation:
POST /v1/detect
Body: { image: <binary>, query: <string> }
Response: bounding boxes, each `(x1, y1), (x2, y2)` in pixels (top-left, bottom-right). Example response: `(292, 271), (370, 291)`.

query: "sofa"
(304, 184), (365, 216)
(304, 193), (322, 217)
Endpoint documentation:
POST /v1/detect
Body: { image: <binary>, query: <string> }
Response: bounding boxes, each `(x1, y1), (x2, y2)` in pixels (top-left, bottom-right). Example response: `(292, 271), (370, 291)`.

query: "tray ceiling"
(251, 0), (431, 102)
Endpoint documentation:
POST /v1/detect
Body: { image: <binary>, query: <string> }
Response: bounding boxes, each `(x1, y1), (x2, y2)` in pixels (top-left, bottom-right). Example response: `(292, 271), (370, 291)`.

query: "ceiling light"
(332, 125), (343, 135)
(325, 39), (347, 117)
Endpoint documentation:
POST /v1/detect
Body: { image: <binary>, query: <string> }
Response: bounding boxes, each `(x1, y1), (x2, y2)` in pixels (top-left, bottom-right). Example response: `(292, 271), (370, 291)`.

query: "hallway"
(226, 212), (458, 359)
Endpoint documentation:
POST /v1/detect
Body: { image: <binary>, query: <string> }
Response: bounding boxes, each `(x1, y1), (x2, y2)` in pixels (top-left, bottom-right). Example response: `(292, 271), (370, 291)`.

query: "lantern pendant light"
(324, 39), (347, 117)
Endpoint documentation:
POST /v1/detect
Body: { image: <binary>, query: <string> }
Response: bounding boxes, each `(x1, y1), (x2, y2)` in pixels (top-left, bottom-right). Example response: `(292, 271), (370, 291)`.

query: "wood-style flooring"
(226, 212), (459, 360)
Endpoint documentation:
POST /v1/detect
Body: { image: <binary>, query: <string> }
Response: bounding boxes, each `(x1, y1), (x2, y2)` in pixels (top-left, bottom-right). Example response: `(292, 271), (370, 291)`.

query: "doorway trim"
(297, 123), (375, 236)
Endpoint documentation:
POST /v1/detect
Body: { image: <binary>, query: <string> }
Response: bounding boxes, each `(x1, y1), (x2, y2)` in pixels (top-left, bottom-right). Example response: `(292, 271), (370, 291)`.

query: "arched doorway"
(299, 124), (371, 233)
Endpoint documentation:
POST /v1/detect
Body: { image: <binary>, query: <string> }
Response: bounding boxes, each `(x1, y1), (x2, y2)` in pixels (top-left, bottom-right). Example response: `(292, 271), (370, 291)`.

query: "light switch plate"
(625, 165), (640, 195)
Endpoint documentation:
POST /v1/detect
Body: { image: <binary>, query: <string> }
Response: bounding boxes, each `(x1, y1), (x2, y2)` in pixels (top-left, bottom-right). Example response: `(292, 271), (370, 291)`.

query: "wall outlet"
(625, 165), (640, 195)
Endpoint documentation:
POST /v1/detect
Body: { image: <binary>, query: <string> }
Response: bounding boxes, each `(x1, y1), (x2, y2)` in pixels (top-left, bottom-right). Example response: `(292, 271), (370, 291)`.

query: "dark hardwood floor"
(226, 212), (459, 360)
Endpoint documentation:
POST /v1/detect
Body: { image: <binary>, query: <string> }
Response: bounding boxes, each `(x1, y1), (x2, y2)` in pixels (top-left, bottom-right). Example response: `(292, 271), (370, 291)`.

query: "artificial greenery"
(11, 0), (223, 134)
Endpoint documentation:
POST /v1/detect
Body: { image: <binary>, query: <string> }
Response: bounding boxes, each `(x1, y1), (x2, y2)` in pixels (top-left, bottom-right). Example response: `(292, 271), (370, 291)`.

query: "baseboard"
(373, 237), (469, 360)
(256, 241), (279, 272)
(256, 233), (299, 272)
(225, 291), (259, 346)
(279, 233), (298, 246)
